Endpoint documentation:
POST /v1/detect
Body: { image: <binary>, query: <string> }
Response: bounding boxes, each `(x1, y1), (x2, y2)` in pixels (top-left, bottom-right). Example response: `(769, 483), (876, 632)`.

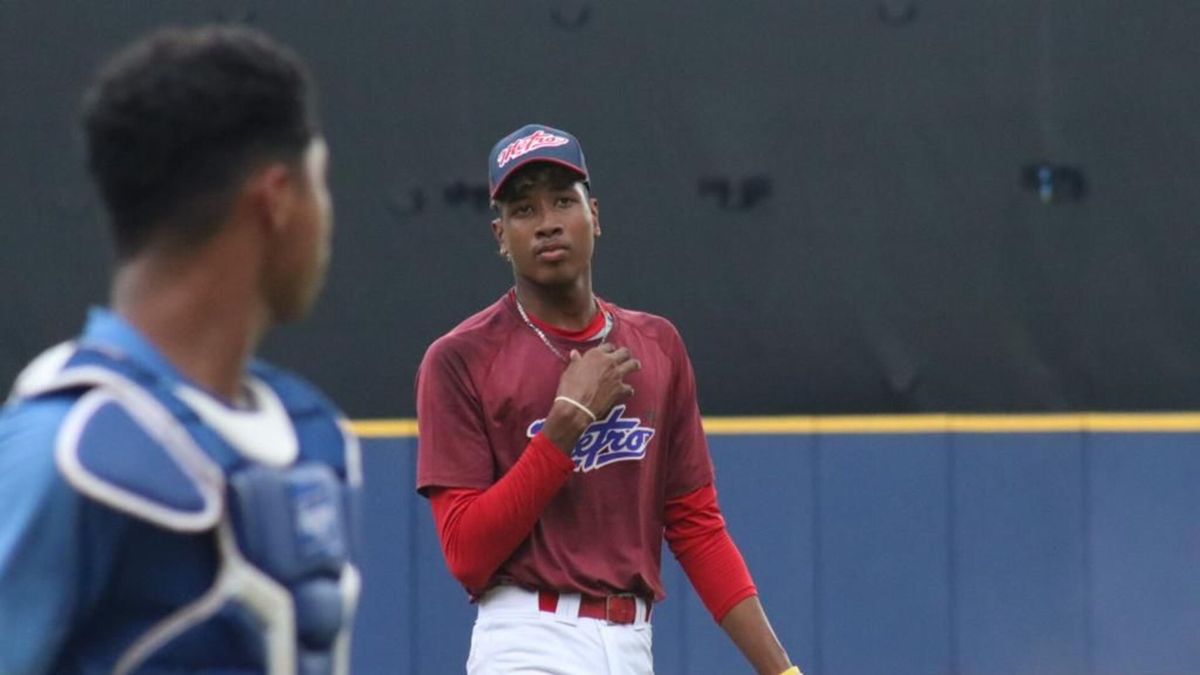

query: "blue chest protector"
(17, 343), (362, 675)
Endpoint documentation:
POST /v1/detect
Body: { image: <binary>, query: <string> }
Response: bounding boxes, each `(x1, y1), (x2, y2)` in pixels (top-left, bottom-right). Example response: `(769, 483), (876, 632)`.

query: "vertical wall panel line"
(408, 441), (421, 674)
(946, 433), (960, 675)
(1081, 433), (1095, 675)
(811, 436), (824, 675)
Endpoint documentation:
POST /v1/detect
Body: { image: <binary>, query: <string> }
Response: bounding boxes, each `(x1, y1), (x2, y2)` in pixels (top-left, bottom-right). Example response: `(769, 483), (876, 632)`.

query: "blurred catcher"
(0, 25), (360, 674)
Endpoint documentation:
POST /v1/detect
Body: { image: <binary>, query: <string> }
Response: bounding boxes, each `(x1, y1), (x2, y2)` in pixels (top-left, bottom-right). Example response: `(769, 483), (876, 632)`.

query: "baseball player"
(0, 26), (360, 674)
(416, 124), (802, 674)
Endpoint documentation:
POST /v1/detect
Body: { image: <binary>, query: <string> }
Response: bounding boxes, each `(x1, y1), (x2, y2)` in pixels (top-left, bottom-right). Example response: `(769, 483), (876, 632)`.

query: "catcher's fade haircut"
(82, 25), (318, 258)
(492, 163), (590, 208)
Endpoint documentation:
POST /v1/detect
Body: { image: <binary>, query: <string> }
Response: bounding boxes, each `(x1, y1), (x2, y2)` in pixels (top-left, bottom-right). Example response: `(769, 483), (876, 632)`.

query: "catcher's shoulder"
(0, 394), (77, 474)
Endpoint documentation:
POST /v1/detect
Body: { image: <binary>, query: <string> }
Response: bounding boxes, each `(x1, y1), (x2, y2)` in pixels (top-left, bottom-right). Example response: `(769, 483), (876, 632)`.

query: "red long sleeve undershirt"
(426, 433), (757, 622)
(427, 433), (574, 591)
(663, 482), (759, 622)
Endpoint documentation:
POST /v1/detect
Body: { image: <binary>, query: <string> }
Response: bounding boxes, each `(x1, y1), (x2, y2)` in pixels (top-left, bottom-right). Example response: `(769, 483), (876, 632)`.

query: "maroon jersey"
(416, 291), (714, 601)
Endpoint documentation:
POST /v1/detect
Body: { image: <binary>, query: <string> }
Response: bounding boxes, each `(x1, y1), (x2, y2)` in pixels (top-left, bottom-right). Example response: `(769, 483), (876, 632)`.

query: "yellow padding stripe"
(701, 413), (1200, 434)
(348, 413), (1200, 438)
(350, 419), (419, 437)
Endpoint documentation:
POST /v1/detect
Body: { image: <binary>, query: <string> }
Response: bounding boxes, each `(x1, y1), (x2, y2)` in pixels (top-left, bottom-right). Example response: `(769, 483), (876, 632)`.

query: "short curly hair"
(492, 163), (589, 207)
(82, 25), (317, 258)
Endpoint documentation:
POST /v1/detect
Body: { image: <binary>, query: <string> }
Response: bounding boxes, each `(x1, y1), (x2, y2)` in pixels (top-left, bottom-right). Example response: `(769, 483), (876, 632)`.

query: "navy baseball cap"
(488, 124), (589, 200)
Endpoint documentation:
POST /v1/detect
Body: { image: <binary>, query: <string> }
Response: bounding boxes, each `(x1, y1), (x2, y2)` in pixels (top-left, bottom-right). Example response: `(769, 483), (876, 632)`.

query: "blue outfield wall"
(349, 424), (1200, 675)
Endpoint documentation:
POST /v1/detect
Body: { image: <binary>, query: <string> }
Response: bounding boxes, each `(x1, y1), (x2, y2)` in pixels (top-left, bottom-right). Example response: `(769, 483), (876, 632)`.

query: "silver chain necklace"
(514, 293), (612, 363)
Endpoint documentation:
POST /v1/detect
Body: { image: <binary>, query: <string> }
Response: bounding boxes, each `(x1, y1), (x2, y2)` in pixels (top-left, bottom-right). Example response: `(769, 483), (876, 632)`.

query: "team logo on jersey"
(496, 130), (570, 168)
(527, 404), (655, 473)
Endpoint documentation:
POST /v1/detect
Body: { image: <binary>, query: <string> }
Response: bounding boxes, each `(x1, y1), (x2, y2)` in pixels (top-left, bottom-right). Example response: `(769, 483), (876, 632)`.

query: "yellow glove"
(779, 668), (802, 675)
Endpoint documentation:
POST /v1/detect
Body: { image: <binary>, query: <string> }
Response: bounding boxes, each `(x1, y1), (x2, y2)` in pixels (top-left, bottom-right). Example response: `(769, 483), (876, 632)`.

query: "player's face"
(271, 138), (333, 321)
(492, 181), (600, 288)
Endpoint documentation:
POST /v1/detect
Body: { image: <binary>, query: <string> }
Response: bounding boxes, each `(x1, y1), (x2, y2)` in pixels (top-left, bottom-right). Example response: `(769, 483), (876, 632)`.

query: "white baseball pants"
(467, 586), (654, 675)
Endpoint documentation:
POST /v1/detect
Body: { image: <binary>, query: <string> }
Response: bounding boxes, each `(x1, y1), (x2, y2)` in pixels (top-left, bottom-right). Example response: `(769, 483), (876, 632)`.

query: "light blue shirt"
(0, 308), (356, 674)
(0, 308), (178, 673)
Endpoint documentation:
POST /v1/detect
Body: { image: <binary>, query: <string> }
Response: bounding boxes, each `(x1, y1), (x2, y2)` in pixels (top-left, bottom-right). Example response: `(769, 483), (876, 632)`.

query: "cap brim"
(490, 157), (588, 200)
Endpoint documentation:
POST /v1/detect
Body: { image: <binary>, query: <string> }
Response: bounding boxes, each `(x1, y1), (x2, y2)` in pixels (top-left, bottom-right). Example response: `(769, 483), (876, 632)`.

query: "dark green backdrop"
(3, 2), (1199, 416)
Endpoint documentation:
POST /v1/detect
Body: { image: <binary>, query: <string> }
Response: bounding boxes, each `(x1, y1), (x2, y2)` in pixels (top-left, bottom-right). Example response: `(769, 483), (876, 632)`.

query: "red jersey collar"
(509, 289), (610, 341)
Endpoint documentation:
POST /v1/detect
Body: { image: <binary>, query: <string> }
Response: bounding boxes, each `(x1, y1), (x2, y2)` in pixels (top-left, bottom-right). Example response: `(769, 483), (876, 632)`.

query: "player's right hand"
(541, 344), (640, 452)
(558, 343), (640, 417)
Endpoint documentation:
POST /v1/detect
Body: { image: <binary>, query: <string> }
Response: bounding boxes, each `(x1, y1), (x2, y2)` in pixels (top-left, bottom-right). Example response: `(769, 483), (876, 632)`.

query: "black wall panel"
(3, 2), (1199, 416)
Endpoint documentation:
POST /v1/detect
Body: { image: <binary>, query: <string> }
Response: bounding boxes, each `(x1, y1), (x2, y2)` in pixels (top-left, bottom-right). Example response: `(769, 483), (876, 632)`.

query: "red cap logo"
(496, 130), (570, 168)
